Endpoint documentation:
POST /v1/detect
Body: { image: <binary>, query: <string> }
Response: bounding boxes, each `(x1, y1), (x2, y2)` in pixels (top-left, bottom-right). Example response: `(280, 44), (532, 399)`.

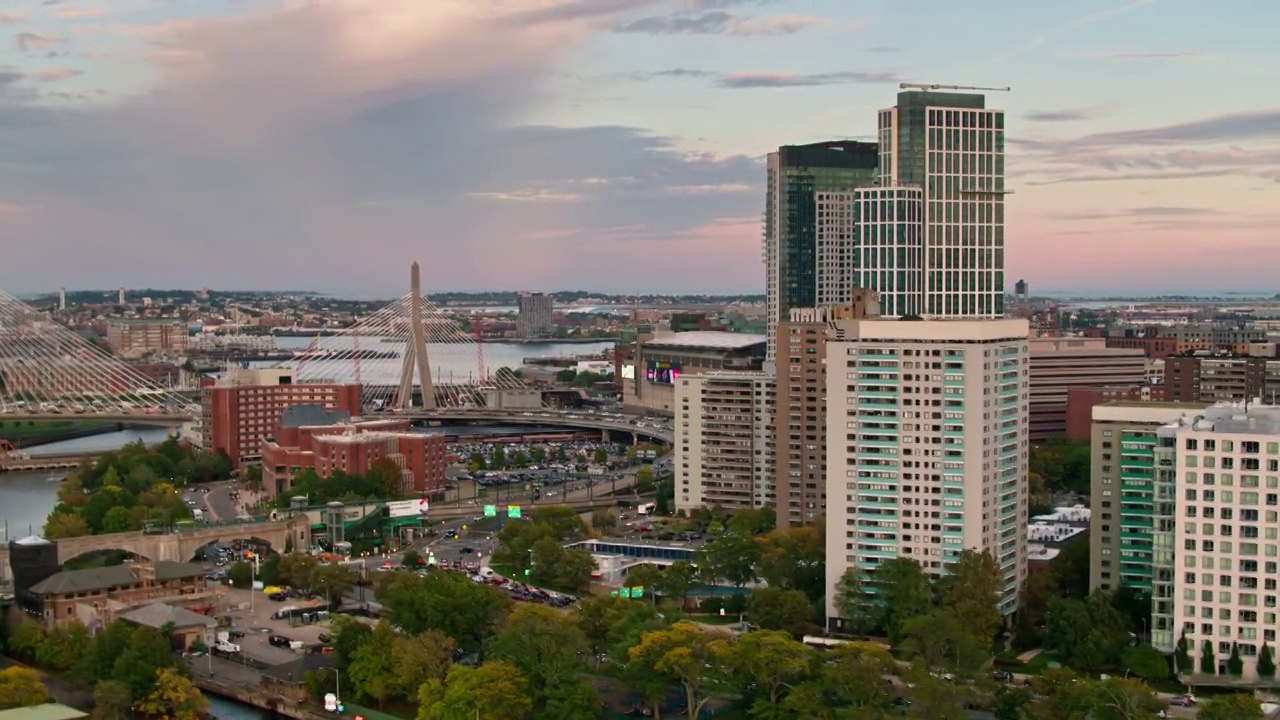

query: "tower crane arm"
(899, 82), (1011, 92)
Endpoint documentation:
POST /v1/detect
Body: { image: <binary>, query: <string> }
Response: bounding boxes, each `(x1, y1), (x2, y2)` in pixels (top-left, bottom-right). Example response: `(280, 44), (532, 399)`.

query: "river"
(208, 695), (274, 720)
(269, 337), (614, 386)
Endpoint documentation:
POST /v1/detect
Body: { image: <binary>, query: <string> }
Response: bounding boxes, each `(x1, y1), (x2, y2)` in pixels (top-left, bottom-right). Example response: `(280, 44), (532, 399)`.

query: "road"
(181, 480), (240, 522)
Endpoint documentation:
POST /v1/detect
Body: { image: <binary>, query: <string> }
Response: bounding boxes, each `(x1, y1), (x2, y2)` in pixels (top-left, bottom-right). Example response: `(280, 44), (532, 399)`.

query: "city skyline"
(0, 0), (1275, 296)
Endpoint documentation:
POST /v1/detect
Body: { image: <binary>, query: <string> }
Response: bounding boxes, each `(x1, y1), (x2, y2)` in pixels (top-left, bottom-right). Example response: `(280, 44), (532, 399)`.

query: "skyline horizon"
(0, 0), (1275, 294)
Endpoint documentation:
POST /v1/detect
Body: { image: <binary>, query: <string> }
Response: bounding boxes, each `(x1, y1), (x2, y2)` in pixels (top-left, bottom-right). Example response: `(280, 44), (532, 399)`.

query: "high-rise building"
(516, 292), (554, 338)
(117, 287), (126, 305)
(57, 288), (66, 311)
(773, 290), (882, 527)
(875, 90), (1007, 318)
(674, 372), (775, 513)
(764, 141), (878, 365)
(1162, 403), (1280, 678)
(852, 186), (925, 317)
(1087, 401), (1212, 632)
(824, 318), (1030, 630)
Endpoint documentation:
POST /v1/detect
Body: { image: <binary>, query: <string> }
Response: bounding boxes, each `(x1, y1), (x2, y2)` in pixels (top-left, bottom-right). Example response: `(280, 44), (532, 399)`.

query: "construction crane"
(899, 83), (1011, 92)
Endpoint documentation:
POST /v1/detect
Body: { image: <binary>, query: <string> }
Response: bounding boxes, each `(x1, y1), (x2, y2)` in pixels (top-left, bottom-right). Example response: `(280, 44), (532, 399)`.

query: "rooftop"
(119, 602), (216, 630)
(281, 405), (350, 428)
(30, 560), (205, 595)
(1168, 401), (1280, 436)
(644, 331), (767, 351)
(0, 705), (87, 720)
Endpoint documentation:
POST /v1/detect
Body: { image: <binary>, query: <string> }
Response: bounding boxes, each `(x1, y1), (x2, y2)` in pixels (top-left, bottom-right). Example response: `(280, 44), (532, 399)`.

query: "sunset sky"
(0, 0), (1275, 297)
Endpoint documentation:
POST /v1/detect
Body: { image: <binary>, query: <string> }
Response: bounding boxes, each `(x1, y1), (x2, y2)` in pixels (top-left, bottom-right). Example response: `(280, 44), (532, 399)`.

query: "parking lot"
(221, 587), (333, 666)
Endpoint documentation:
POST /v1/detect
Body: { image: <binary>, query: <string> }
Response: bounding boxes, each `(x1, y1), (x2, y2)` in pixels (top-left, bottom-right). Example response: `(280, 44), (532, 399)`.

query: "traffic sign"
(619, 588), (632, 598)
(508, 506), (522, 518)
(484, 505), (496, 517)
(631, 587), (645, 598)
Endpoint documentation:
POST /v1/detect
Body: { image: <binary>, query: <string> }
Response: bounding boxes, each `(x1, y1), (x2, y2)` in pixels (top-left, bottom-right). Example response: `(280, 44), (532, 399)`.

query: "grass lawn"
(1020, 652), (1065, 674)
(0, 419), (113, 440)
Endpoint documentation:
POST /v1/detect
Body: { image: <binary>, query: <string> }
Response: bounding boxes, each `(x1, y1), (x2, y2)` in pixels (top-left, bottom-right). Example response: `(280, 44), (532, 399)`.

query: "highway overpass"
(404, 410), (673, 444)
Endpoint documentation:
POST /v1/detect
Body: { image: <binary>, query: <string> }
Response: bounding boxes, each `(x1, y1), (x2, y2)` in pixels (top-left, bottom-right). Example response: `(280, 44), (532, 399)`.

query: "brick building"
(260, 407), (446, 501)
(1064, 385), (1150, 441)
(105, 318), (188, 358)
(1163, 354), (1267, 403)
(202, 367), (361, 469)
(1028, 337), (1146, 440)
(28, 560), (211, 628)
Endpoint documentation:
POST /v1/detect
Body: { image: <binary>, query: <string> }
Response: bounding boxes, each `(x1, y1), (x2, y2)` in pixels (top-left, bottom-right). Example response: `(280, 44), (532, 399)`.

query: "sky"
(0, 0), (1276, 297)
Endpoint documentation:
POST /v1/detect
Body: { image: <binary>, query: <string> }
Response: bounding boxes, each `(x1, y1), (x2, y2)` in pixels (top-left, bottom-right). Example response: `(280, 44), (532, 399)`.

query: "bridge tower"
(395, 262), (437, 410)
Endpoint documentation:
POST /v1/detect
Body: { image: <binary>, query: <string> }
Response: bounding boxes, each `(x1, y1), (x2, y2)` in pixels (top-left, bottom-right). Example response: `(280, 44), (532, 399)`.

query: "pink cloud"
(28, 69), (84, 82)
(14, 32), (68, 52)
(49, 7), (107, 20)
(0, 12), (25, 24)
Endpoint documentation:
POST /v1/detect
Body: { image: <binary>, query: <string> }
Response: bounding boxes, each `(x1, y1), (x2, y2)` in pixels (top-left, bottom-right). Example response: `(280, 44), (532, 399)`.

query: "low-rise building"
(261, 405), (447, 501)
(28, 560), (211, 629)
(119, 602), (216, 650)
(1029, 337), (1146, 441)
(105, 318), (187, 357)
(622, 331), (766, 414)
(202, 367), (362, 469)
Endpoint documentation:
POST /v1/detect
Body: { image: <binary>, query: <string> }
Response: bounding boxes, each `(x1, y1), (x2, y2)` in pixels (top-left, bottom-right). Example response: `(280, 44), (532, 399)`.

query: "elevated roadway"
(402, 410), (673, 444)
(0, 453), (97, 473)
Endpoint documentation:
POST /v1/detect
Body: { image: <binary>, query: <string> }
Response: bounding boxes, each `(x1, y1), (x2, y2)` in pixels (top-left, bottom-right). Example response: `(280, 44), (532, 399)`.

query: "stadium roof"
(645, 331), (767, 351)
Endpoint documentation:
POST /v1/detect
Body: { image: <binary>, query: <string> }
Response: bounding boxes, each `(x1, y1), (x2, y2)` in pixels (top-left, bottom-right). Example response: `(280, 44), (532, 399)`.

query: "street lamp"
(319, 666), (341, 708)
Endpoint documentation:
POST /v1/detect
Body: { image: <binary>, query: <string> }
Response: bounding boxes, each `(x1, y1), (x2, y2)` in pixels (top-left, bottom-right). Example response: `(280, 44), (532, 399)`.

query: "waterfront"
(210, 695), (274, 720)
(0, 427), (174, 537)
(270, 337), (613, 386)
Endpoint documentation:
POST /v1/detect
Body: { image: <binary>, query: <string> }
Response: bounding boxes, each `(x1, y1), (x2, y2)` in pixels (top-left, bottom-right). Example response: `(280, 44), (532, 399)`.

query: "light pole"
(320, 666), (341, 706)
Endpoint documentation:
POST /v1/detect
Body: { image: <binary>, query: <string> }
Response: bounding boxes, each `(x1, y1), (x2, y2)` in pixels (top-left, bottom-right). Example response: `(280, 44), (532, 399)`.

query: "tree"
(485, 605), (597, 720)
(135, 668), (208, 720)
(899, 609), (989, 676)
(111, 625), (180, 700)
(277, 552), (321, 590)
(696, 533), (760, 589)
(376, 569), (510, 652)
(816, 641), (896, 714)
(727, 630), (813, 715)
(7, 618), (45, 662)
(347, 622), (399, 707)
(1121, 644), (1170, 681)
(991, 684), (1032, 720)
(0, 667), (48, 710)
(1093, 676), (1163, 720)
(629, 622), (732, 720)
(1174, 631), (1193, 675)
(44, 511), (91, 539)
(366, 458), (406, 498)
(907, 672), (966, 720)
(1202, 640), (1217, 674)
(311, 563), (356, 606)
(593, 447), (609, 465)
(625, 565), (663, 599)
(1028, 669), (1101, 720)
(36, 620), (90, 672)
(727, 508), (776, 536)
(227, 561), (253, 589)
(833, 568), (878, 635)
(1042, 592), (1131, 672)
(590, 511), (616, 533)
(402, 550), (422, 567)
(869, 558), (933, 644)
(755, 522), (824, 602)
(634, 465), (655, 494)
(1258, 642), (1276, 680)
(1227, 642), (1244, 676)
(391, 631), (454, 702)
(417, 662), (531, 720)
(657, 561), (698, 609)
(936, 549), (1003, 647)
(91, 680), (133, 720)
(1198, 694), (1264, 720)
(747, 587), (816, 638)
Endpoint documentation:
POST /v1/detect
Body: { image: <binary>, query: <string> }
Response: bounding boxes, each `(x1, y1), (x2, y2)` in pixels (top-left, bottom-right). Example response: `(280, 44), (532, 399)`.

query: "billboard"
(387, 498), (429, 518)
(646, 360), (681, 384)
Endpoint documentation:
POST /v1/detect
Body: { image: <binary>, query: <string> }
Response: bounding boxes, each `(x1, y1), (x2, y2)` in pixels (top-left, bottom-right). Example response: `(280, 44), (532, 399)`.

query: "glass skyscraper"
(764, 141), (878, 364)
(875, 91), (1007, 318)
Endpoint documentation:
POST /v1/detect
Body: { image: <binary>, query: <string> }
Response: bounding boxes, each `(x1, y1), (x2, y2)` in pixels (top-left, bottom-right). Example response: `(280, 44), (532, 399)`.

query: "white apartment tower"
(516, 292), (554, 338)
(874, 90), (1007, 318)
(824, 317), (1030, 629)
(1163, 402), (1280, 680)
(675, 372), (776, 514)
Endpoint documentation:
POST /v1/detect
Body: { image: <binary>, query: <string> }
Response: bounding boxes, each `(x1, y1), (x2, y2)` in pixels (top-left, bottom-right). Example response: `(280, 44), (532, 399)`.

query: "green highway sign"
(483, 505), (496, 517)
(508, 506), (522, 518)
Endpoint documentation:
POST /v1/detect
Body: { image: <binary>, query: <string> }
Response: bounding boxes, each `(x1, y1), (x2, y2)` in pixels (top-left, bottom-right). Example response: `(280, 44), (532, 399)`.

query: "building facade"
(105, 318), (187, 358)
(763, 141), (878, 364)
(1164, 355), (1267, 404)
(824, 318), (1030, 630)
(1088, 402), (1211, 609)
(875, 90), (1007, 318)
(674, 372), (775, 514)
(621, 331), (766, 415)
(852, 186), (925, 317)
(773, 291), (883, 527)
(29, 560), (211, 628)
(516, 293), (554, 338)
(202, 367), (362, 469)
(1164, 404), (1280, 678)
(1028, 337), (1146, 440)
(260, 413), (447, 502)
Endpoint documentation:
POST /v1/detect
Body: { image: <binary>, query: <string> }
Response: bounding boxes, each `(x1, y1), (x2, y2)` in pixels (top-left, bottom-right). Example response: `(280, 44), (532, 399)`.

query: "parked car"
(268, 635), (293, 648)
